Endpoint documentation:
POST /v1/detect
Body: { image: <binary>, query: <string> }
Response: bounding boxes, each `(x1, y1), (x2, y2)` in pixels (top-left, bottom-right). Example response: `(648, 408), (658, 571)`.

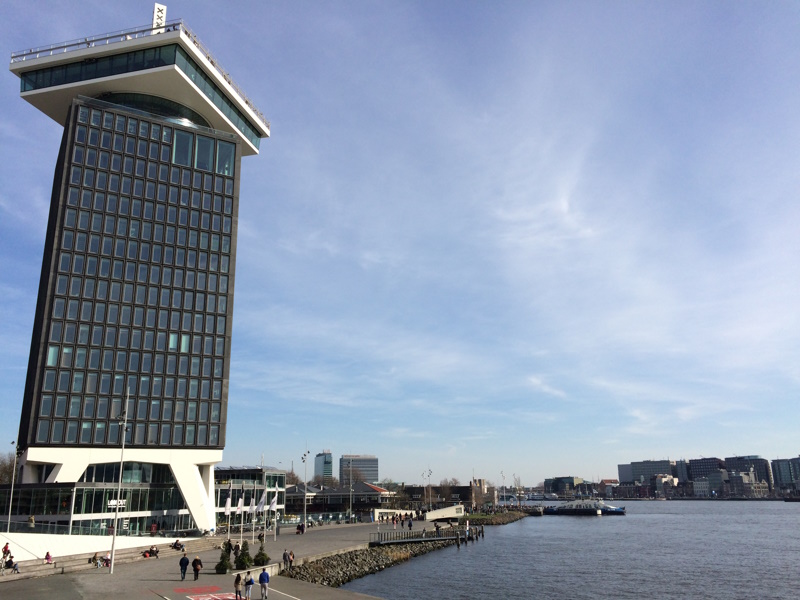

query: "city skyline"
(2, 1), (799, 487)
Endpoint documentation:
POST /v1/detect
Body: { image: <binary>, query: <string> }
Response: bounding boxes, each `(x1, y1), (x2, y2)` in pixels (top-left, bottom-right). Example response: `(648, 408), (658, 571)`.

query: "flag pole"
(273, 490), (278, 542)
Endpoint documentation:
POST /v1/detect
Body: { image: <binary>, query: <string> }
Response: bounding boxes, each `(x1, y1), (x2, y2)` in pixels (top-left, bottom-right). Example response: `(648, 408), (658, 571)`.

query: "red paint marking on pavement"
(173, 585), (222, 593)
(187, 595), (236, 600)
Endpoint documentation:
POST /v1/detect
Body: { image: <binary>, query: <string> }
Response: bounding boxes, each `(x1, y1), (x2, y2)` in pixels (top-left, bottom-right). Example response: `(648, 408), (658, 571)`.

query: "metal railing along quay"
(369, 526), (471, 546)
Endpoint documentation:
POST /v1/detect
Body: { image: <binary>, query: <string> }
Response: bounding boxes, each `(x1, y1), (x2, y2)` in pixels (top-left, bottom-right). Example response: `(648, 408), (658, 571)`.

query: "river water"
(342, 501), (800, 599)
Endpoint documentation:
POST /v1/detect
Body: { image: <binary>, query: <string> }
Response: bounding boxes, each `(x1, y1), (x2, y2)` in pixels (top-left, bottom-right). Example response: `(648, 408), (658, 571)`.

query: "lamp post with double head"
(301, 450), (310, 530)
(109, 402), (129, 575)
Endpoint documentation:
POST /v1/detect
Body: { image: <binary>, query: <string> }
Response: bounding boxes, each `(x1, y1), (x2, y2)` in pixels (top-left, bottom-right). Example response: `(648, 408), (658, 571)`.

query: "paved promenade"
(0, 521), (398, 599)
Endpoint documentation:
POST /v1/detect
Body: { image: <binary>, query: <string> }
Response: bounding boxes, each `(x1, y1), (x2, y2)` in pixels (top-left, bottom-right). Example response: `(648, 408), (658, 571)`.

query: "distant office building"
(674, 460), (689, 483)
(771, 456), (800, 493)
(724, 456), (773, 491)
(3, 7), (269, 533)
(314, 450), (333, 486)
(707, 469), (729, 497)
(617, 463), (634, 484)
(630, 460), (675, 483)
(688, 457), (725, 481)
(339, 454), (379, 485)
(544, 476), (584, 496)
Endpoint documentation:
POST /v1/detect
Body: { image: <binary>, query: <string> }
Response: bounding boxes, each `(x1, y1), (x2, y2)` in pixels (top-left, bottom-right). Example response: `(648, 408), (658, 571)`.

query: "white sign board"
(153, 3), (167, 34)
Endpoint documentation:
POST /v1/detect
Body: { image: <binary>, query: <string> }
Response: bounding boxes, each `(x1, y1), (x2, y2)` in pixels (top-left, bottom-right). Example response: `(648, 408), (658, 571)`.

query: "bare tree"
(341, 467), (364, 487)
(285, 470), (301, 486)
(0, 452), (15, 484)
(439, 479), (452, 506)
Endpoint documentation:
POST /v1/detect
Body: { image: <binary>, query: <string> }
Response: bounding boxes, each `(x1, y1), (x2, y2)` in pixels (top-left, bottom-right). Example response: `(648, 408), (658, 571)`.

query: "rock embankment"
(462, 511), (527, 525)
(282, 541), (455, 587)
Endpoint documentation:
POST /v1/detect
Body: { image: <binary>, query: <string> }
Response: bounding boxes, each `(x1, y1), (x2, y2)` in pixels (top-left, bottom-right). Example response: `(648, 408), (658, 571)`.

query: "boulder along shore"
(282, 540), (456, 587)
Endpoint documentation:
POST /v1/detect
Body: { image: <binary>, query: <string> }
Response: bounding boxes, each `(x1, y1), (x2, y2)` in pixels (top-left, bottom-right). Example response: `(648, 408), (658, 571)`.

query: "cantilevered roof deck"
(9, 19), (269, 156)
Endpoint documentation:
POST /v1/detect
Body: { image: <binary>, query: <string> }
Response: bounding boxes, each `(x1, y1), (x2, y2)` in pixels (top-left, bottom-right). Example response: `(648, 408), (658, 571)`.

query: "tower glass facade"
(8, 16), (268, 533)
(19, 96), (239, 458)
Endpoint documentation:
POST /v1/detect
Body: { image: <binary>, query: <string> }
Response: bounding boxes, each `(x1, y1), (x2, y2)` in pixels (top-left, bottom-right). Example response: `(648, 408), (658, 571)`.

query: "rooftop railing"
(10, 19), (269, 130)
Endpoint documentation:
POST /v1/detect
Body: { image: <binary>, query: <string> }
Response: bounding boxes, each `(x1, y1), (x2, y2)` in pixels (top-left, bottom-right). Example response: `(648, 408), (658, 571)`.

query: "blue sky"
(1, 1), (799, 487)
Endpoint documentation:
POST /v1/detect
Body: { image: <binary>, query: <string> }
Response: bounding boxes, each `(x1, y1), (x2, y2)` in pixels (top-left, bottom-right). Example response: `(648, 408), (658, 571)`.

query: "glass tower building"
(8, 14), (269, 532)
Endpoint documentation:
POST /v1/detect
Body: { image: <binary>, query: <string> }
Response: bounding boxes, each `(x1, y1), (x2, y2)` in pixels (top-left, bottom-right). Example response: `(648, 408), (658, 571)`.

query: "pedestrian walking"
(244, 570), (255, 599)
(258, 567), (270, 599)
(179, 552), (189, 580)
(234, 573), (243, 600)
(191, 555), (203, 580)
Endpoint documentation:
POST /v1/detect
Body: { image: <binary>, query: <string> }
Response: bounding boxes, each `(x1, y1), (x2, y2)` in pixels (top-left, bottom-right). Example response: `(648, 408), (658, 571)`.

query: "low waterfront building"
(728, 470), (769, 498)
(284, 481), (394, 517)
(544, 476), (584, 497)
(693, 477), (710, 497)
(213, 466), (286, 529)
(614, 481), (652, 499)
(598, 479), (619, 498)
(653, 474), (678, 498)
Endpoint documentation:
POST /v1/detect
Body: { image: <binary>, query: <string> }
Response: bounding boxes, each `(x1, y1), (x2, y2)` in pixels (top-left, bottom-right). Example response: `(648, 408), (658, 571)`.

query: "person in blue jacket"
(258, 567), (270, 599)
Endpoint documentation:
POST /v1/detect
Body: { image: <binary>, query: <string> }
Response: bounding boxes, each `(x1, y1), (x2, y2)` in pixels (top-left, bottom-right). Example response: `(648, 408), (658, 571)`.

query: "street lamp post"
(6, 441), (22, 533)
(422, 469), (432, 510)
(301, 450), (310, 531)
(109, 402), (129, 575)
(500, 471), (505, 507)
(349, 460), (353, 522)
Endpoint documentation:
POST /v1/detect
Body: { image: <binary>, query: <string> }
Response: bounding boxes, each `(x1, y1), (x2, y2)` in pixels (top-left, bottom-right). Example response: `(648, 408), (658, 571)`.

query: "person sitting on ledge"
(149, 545), (159, 559)
(5, 556), (20, 574)
(44, 551), (53, 564)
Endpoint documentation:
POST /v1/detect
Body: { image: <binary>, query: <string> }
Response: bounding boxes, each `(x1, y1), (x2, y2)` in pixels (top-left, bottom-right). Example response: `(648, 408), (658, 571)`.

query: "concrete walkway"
(0, 520), (409, 599)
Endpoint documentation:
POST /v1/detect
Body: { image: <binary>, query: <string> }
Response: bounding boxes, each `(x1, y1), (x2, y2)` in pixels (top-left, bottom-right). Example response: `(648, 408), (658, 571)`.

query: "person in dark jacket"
(179, 552), (189, 580)
(191, 555), (203, 580)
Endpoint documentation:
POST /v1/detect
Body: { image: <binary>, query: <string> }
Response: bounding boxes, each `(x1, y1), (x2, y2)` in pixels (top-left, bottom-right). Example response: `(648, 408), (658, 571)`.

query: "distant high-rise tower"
(314, 450), (333, 486)
(9, 6), (269, 531)
(340, 454), (379, 485)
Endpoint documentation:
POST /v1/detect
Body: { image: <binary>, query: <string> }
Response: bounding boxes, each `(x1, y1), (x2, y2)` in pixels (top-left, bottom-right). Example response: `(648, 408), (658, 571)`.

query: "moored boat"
(543, 499), (626, 516)
(596, 500), (626, 515)
(550, 500), (602, 516)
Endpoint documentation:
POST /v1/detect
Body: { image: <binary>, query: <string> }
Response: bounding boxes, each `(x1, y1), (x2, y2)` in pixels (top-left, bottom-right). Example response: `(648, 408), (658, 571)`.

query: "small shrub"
(215, 549), (232, 574)
(253, 543), (269, 567)
(235, 540), (254, 570)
